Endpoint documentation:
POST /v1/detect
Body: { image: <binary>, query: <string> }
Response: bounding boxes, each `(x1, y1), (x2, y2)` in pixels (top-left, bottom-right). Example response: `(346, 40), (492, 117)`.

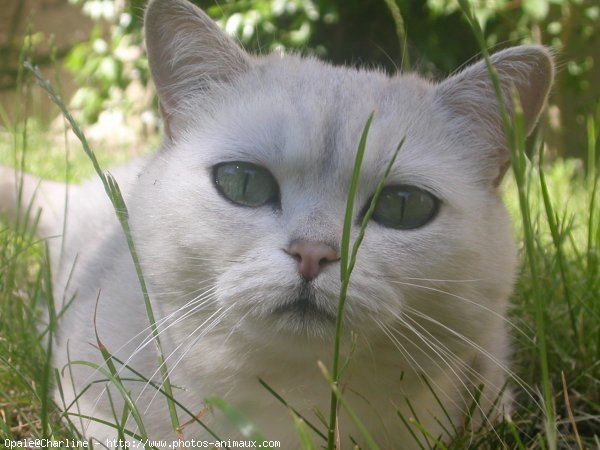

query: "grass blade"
(320, 361), (382, 450)
(24, 62), (181, 436)
(258, 378), (327, 441)
(327, 118), (405, 448)
(456, 3), (557, 448)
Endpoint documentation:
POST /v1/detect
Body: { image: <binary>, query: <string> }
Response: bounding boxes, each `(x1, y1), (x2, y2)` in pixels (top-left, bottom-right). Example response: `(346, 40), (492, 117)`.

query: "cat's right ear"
(434, 45), (554, 186)
(145, 0), (251, 138)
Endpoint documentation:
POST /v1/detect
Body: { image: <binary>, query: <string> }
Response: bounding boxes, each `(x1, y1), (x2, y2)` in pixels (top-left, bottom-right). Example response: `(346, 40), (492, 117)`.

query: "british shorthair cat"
(0, 0), (554, 447)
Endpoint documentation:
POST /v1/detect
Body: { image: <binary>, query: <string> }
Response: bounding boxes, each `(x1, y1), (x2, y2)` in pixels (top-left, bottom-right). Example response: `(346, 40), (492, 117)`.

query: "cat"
(0, 0), (554, 448)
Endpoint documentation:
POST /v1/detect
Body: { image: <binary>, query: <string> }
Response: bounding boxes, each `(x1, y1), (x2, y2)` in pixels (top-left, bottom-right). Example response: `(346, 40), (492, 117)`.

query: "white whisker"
(388, 279), (535, 340)
(142, 303), (236, 416)
(384, 312), (505, 441)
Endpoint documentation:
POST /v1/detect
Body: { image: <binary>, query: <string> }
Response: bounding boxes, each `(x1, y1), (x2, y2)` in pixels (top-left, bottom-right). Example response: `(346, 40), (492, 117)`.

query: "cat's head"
(135, 0), (554, 340)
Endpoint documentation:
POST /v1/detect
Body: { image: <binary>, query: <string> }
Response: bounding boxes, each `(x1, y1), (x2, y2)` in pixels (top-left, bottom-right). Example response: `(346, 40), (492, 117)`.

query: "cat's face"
(134, 0), (553, 341)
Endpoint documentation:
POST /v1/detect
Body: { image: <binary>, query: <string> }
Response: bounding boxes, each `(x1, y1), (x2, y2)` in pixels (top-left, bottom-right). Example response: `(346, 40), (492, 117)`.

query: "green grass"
(1, 25), (599, 450)
(0, 119), (154, 183)
(504, 156), (600, 449)
(0, 180), (79, 443)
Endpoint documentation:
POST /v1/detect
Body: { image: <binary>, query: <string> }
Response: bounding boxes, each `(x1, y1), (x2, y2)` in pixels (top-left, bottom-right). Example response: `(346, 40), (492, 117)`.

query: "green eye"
(213, 162), (279, 207)
(371, 185), (439, 230)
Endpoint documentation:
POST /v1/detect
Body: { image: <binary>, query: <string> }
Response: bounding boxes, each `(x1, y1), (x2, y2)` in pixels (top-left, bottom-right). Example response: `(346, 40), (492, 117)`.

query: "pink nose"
(287, 240), (340, 281)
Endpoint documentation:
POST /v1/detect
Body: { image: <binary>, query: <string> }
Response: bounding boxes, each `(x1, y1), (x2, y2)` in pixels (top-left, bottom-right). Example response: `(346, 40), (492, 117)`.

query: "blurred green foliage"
(63, 0), (599, 159)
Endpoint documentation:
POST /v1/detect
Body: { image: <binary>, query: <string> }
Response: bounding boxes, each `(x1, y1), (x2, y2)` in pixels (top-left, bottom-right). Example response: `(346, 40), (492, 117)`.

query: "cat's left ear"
(145, 0), (251, 138)
(435, 45), (554, 186)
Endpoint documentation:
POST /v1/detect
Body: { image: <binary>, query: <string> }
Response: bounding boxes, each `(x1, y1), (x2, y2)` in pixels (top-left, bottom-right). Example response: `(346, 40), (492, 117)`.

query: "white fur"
(0, 1), (554, 448)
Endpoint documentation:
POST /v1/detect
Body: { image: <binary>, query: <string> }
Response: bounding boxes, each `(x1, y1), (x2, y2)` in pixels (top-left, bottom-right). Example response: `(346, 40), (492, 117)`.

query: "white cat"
(0, 0), (554, 448)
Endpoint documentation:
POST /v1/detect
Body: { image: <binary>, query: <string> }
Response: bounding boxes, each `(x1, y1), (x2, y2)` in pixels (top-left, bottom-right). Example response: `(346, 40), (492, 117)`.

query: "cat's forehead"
(245, 55), (433, 126)
(252, 55), (429, 102)
(201, 56), (445, 182)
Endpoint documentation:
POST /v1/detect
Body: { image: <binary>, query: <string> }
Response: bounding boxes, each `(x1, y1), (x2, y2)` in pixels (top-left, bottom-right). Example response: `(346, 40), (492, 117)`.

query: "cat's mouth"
(271, 287), (337, 324)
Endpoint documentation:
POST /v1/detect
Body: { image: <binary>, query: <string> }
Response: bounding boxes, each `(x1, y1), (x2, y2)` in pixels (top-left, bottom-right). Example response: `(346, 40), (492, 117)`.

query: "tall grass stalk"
(382, 0), (410, 72)
(12, 23), (34, 244)
(326, 110), (404, 449)
(23, 62), (182, 439)
(457, 1), (556, 448)
(319, 361), (381, 450)
(326, 112), (374, 449)
(538, 141), (580, 356)
(586, 112), (598, 293)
